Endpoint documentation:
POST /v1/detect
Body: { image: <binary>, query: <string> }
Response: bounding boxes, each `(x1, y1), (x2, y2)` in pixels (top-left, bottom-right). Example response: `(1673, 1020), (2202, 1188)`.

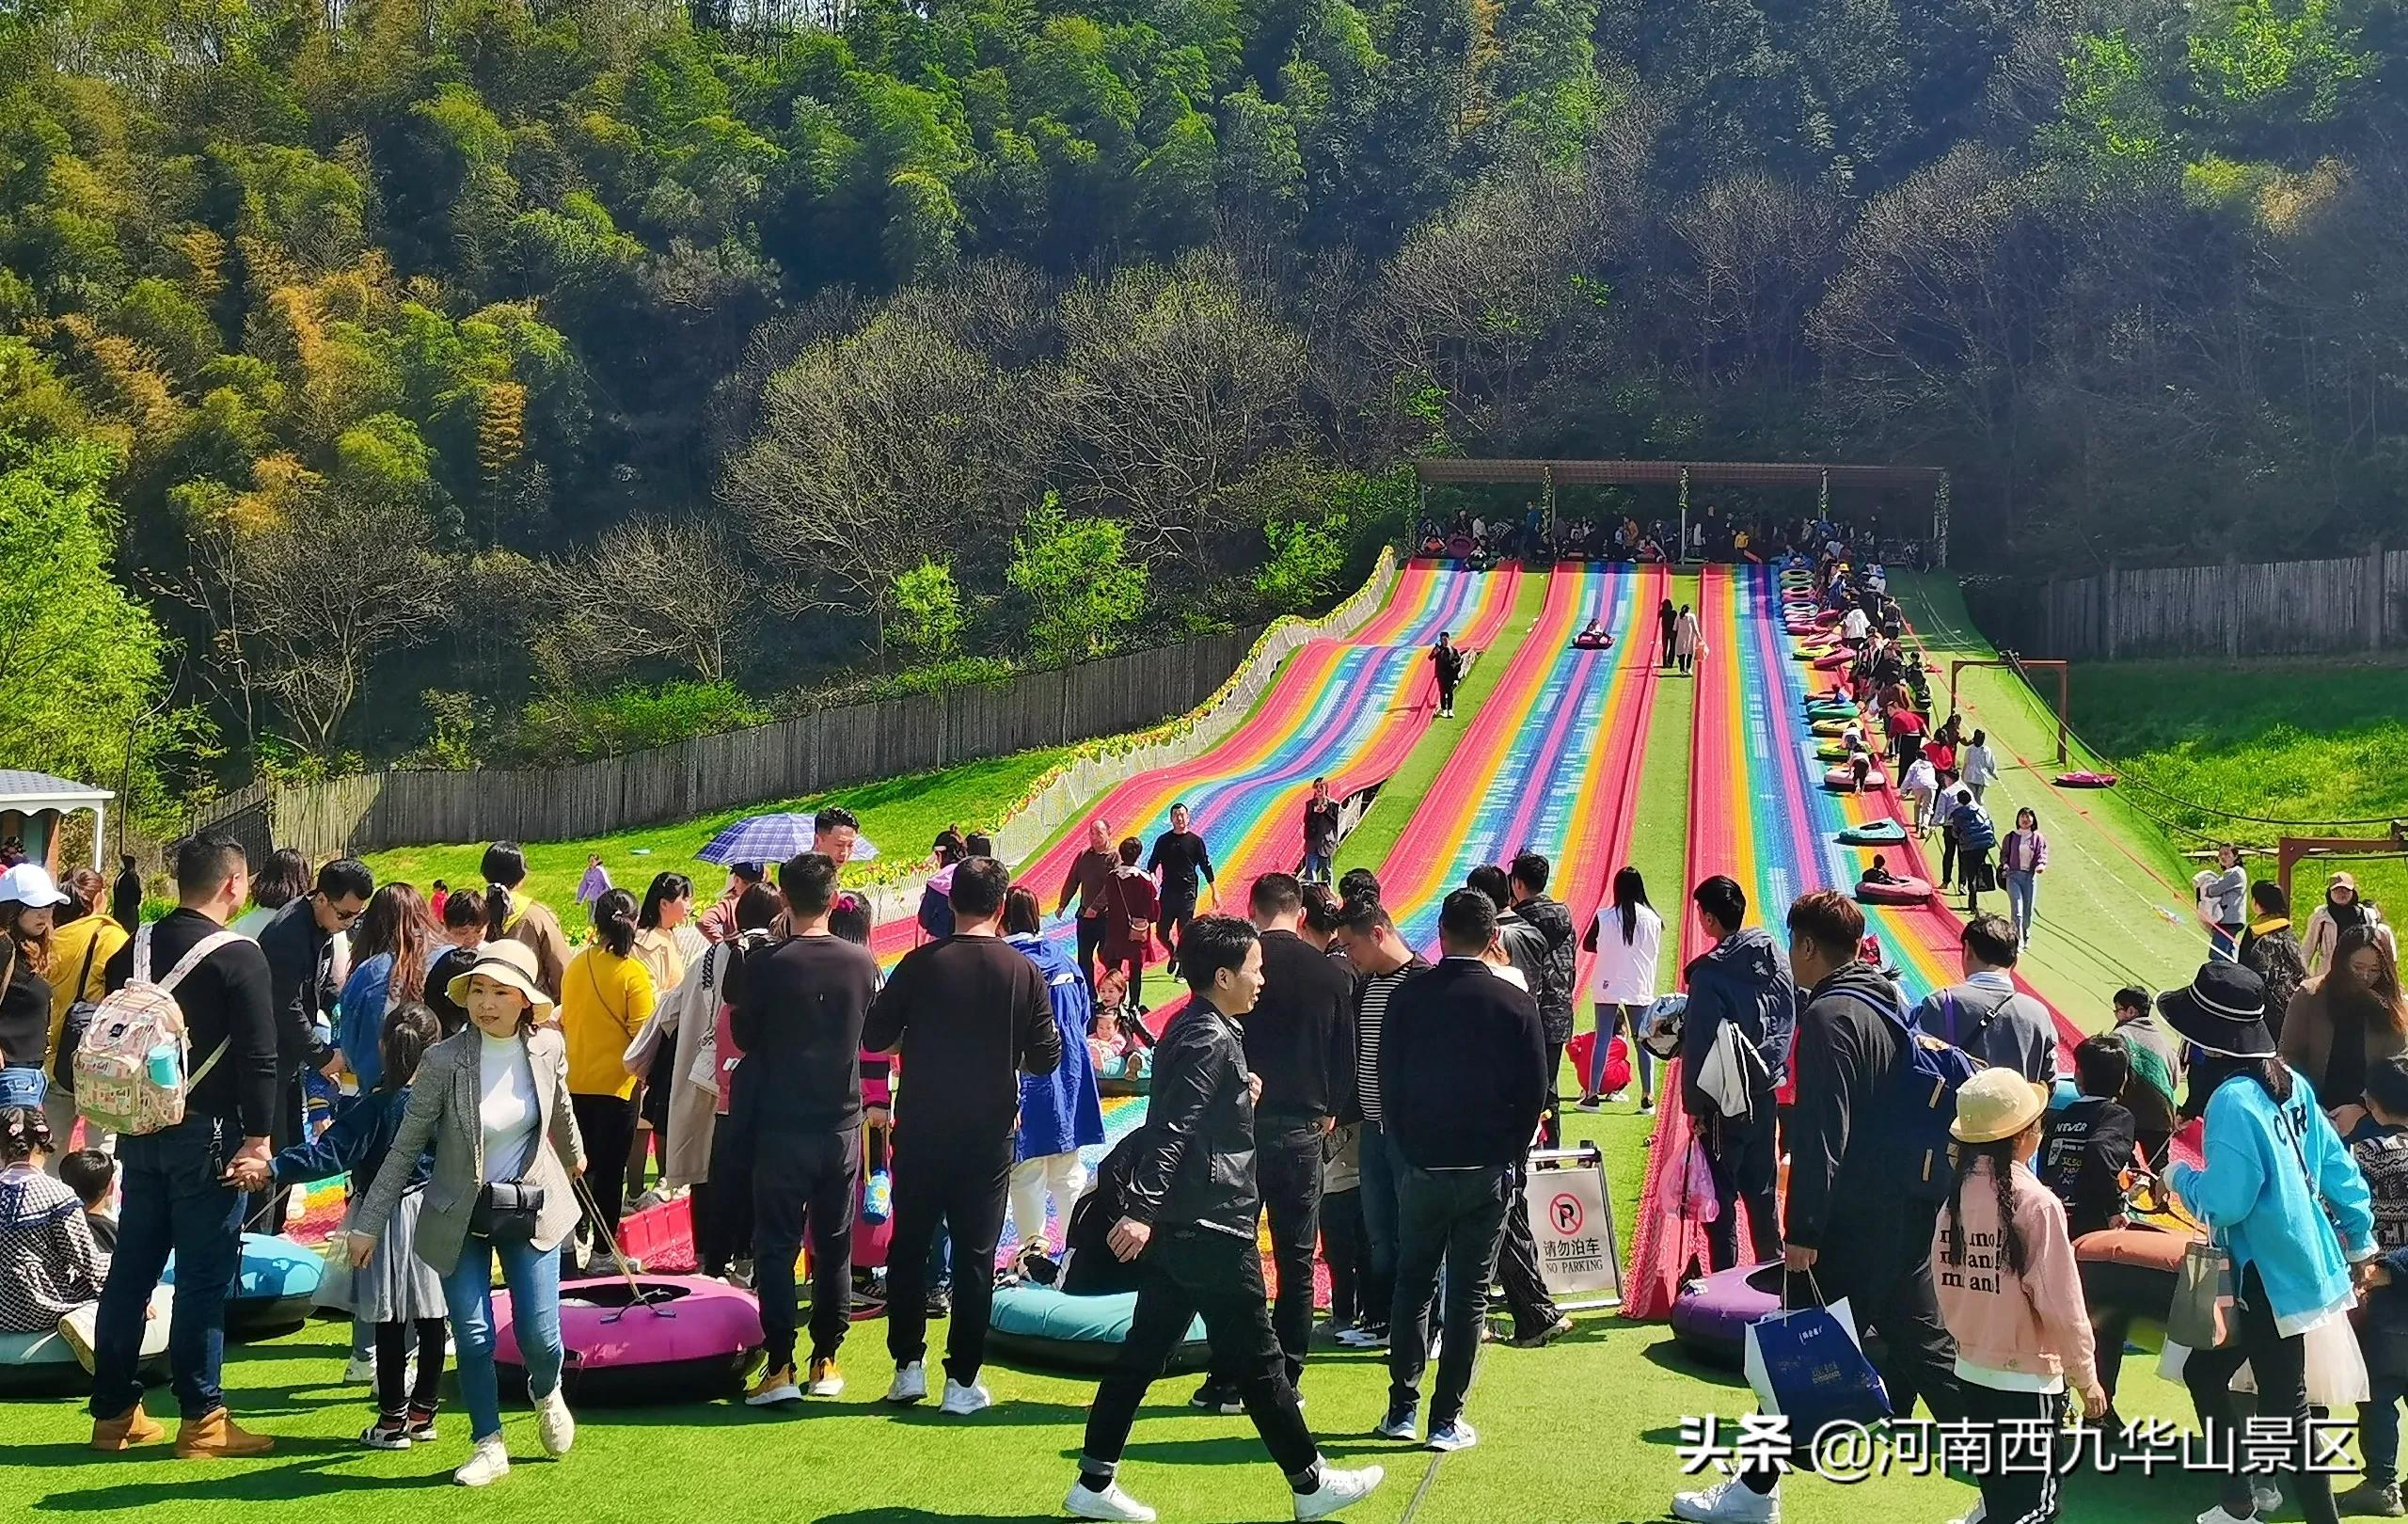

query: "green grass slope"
(1893, 576), (2206, 1020)
(362, 748), (1070, 910)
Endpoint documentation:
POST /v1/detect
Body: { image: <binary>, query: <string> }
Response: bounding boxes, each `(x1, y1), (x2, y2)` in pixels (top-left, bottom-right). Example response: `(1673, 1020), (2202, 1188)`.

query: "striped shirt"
(1354, 964), (1419, 1125)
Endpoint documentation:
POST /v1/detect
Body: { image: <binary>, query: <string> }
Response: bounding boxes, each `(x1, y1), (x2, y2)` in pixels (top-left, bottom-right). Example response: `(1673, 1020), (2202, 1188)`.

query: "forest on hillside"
(3, 0), (2404, 817)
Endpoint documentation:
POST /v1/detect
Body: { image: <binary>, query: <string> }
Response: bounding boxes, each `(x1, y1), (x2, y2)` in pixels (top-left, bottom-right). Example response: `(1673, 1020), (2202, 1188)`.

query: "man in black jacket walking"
(734, 852), (877, 1407)
(1376, 890), (1546, 1454)
(1671, 890), (1958, 1524)
(1067, 916), (1383, 1524)
(1508, 853), (1576, 1146)
(1194, 874), (1354, 1411)
(1148, 803), (1218, 976)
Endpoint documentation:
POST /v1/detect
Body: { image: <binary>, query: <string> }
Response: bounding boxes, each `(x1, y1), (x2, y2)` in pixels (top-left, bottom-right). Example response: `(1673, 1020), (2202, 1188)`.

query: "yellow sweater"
(48, 913), (130, 1054)
(560, 946), (656, 1099)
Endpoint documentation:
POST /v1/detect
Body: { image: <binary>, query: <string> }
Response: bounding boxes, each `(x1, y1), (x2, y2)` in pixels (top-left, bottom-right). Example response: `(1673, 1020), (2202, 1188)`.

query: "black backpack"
(1060, 1130), (1146, 1295)
(48, 934), (106, 1092)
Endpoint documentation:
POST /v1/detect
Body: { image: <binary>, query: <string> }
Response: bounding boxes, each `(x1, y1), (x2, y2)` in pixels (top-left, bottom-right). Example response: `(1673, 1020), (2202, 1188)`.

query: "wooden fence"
(2027, 547), (2406, 660)
(194, 627), (1268, 864)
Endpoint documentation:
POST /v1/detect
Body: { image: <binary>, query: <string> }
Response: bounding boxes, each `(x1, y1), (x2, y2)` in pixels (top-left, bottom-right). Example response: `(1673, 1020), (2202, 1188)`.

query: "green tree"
(1008, 493), (1148, 663)
(893, 557), (967, 661)
(1254, 515), (1348, 612)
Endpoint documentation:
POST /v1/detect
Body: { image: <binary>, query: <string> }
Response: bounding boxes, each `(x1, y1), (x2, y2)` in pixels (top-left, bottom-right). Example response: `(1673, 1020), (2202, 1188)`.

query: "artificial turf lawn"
(1892, 576), (2206, 1024)
(361, 747), (1071, 911)
(9, 566), (2309, 1523)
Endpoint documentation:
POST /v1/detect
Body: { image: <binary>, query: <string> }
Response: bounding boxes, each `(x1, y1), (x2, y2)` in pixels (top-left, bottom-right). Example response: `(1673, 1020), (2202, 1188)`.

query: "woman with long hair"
(1999, 807), (2050, 947)
(479, 842), (568, 1005)
(348, 941), (584, 1486)
(1577, 866), (1663, 1112)
(0, 865), (64, 1073)
(630, 872), (694, 1195)
(2164, 961), (2373, 1524)
(42, 865), (127, 1156)
(2281, 923), (2408, 1120)
(556, 888), (655, 1267)
(231, 848), (311, 937)
(338, 884), (435, 1092)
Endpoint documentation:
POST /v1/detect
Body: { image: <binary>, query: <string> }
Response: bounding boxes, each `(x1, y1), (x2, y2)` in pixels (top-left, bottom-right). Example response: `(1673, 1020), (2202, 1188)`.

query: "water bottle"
(146, 1042), (180, 1087)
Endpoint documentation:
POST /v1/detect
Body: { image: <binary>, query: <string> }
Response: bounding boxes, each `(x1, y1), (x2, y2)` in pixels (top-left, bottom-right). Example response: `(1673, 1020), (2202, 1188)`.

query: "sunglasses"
(319, 896), (365, 925)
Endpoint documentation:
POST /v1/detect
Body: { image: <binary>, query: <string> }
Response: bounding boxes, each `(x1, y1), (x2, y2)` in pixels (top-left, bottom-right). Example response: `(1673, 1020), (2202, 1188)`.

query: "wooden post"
(2224, 550), (2242, 660)
(2370, 540), (2388, 651)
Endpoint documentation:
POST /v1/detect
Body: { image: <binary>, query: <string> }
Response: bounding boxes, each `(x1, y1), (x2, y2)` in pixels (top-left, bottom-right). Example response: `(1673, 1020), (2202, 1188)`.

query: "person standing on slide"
(1671, 605), (1703, 676)
(1149, 805), (1218, 978)
(1300, 781), (1340, 887)
(1657, 598), (1679, 671)
(1428, 633), (1465, 719)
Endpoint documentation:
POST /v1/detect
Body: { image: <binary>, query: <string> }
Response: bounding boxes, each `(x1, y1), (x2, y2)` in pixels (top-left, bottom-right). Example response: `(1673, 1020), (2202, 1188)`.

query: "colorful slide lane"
(1627, 564), (2096, 1317)
(1371, 564), (1666, 973)
(865, 560), (1521, 972)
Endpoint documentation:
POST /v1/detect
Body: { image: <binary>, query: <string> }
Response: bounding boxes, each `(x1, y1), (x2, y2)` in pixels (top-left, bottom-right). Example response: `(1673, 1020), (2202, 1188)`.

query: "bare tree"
(535, 516), (754, 687)
(1049, 250), (1306, 570)
(723, 307), (1029, 660)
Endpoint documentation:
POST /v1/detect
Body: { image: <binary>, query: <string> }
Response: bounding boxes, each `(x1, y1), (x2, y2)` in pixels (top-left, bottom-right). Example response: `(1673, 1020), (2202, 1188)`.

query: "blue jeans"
(90, 1113), (246, 1420)
(2003, 869), (2037, 942)
(2367, 1375), (2408, 1484)
(1301, 851), (1333, 884)
(441, 1227), (564, 1443)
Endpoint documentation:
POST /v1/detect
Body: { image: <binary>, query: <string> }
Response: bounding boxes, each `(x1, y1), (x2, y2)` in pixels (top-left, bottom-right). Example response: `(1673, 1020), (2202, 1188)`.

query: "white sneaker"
(452, 1435), (510, 1487)
(1427, 1419), (1477, 1453)
(342, 1355), (375, 1384)
(885, 1362), (927, 1404)
(2196, 1510), (2256, 1524)
(532, 1386), (575, 1455)
(1671, 1477), (1780, 1523)
(939, 1377), (993, 1415)
(2254, 1482), (2281, 1515)
(1066, 1481), (1159, 1522)
(1294, 1465), (1385, 1520)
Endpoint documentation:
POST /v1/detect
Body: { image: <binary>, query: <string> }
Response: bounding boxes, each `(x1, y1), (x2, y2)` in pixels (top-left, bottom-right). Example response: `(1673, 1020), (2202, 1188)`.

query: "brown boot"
(90, 1402), (166, 1452)
(174, 1407), (275, 1458)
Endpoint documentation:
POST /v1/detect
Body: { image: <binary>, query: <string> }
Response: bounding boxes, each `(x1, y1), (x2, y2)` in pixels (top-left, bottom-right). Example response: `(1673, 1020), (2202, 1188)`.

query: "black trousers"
(885, 1134), (1010, 1385)
(1209, 1121), (1323, 1389)
(1387, 1162), (1512, 1428)
(1538, 1040), (1565, 1148)
(1075, 913), (1107, 990)
(1084, 1226), (1318, 1477)
(1742, 1202), (1959, 1490)
(2182, 1262), (2338, 1524)
(753, 1125), (861, 1368)
(1436, 679), (1457, 711)
(1158, 889), (1199, 970)
(570, 1093), (638, 1253)
(1494, 1156), (1562, 1338)
(1322, 1188), (1365, 1326)
(1703, 1114), (1782, 1273)
(1355, 1123), (1401, 1335)
(1961, 847), (1994, 914)
(1956, 1382), (2068, 1524)
(373, 1317), (446, 1420)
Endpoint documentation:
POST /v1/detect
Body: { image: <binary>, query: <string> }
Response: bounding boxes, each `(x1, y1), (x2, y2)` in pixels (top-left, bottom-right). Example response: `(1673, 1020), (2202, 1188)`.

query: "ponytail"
(592, 887), (638, 959)
(485, 882), (513, 942)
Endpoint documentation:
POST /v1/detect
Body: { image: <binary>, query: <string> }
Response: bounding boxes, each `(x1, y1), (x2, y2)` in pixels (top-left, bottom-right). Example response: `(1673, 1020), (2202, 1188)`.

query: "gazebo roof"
(0, 770), (115, 809)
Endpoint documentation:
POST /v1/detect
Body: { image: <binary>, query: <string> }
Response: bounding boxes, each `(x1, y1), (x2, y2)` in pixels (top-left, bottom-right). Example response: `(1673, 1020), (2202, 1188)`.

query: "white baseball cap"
(0, 863), (71, 909)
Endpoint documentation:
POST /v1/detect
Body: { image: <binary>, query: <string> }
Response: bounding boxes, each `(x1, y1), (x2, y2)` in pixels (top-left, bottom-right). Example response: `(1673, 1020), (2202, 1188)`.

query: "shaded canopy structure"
(0, 770), (115, 871)
(1413, 458), (1953, 565)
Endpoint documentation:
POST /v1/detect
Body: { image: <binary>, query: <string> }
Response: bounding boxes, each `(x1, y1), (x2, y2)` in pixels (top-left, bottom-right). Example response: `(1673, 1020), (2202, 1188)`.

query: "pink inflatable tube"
(1855, 876), (1933, 905)
(495, 1275), (764, 1403)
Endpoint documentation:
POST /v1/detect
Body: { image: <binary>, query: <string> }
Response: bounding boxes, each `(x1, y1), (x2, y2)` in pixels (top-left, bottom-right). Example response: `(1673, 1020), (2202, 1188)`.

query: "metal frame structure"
(1950, 658), (2070, 765)
(1412, 458), (1953, 565)
(2276, 827), (2408, 905)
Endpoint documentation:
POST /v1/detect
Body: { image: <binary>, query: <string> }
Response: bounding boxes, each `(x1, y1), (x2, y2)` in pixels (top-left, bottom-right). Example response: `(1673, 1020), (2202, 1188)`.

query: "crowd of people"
(1, 618), (2403, 1521)
(1415, 506), (1930, 572)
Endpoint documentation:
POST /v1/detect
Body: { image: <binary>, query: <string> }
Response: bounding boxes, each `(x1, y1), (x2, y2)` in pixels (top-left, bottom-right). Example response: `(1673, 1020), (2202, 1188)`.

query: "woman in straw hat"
(1931, 1067), (2103, 1524)
(2161, 960), (2376, 1524)
(349, 937), (586, 1488)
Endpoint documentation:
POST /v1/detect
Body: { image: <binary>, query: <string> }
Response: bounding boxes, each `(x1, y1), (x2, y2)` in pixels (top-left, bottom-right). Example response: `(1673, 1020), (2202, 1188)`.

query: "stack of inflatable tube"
(0, 1287), (173, 1396)
(164, 1232), (321, 1340)
(1809, 719), (1850, 738)
(1823, 763), (1888, 790)
(987, 1283), (1210, 1373)
(497, 1275), (764, 1403)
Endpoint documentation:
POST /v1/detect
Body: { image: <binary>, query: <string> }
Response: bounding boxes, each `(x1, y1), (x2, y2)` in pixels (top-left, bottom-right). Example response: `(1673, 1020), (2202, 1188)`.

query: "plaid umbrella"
(697, 813), (879, 866)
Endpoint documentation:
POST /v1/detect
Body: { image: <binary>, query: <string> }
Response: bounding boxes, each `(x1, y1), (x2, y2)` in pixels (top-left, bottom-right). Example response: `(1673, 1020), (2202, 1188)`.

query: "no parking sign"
(1527, 1145), (1623, 1309)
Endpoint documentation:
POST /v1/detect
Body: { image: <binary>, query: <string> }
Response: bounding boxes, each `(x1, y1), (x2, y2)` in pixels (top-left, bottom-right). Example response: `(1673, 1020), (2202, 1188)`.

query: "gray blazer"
(355, 1024), (586, 1274)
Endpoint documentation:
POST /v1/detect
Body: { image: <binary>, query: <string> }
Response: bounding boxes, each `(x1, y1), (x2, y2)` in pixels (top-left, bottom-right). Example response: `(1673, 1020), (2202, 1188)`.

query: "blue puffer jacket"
(2169, 1069), (2375, 1330)
(1008, 932), (1105, 1163)
(1680, 927), (1797, 1115)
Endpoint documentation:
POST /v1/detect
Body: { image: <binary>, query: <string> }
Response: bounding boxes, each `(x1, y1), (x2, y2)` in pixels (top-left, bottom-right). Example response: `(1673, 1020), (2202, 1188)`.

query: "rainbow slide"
(1371, 564), (1666, 961)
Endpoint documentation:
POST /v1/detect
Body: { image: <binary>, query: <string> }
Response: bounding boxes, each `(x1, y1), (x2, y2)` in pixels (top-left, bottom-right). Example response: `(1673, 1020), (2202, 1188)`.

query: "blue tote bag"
(1740, 1272), (1893, 1443)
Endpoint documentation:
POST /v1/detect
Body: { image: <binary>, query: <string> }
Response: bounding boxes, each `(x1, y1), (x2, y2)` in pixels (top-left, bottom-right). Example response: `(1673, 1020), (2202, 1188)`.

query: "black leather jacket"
(1122, 1001), (1258, 1236)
